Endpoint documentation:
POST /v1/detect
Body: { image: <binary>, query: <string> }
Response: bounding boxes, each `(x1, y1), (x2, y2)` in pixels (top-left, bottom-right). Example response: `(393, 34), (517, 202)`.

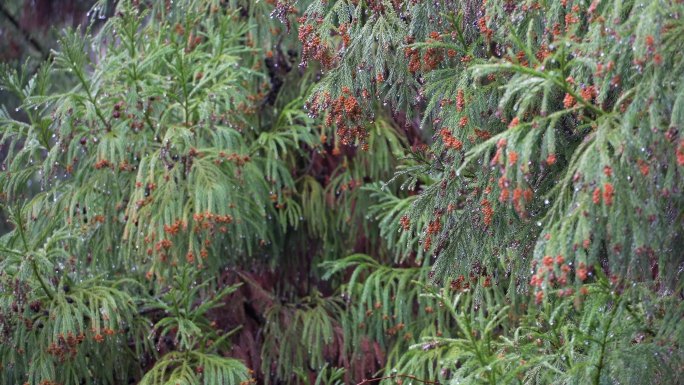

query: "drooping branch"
(356, 374), (441, 385)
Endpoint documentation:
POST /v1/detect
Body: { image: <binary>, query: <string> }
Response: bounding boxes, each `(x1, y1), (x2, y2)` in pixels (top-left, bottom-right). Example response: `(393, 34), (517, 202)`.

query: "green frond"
(139, 351), (250, 385)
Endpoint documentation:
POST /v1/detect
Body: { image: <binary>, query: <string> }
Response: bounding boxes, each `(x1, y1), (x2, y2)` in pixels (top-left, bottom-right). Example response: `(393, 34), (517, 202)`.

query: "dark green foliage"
(1, 0), (683, 384)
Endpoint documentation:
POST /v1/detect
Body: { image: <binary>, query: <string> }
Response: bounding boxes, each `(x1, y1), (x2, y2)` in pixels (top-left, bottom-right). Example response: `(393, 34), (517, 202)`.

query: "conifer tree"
(297, 0), (684, 383)
(1, 0), (683, 384)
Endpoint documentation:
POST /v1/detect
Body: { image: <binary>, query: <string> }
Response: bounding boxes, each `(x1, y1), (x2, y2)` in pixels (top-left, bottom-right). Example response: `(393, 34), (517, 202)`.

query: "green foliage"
(323, 254), (427, 350)
(146, 268), (242, 353)
(261, 291), (344, 384)
(139, 351), (250, 385)
(301, 0), (684, 285)
(1, 0), (327, 383)
(1, 0), (683, 384)
(0, 206), (143, 385)
(297, 0), (684, 384)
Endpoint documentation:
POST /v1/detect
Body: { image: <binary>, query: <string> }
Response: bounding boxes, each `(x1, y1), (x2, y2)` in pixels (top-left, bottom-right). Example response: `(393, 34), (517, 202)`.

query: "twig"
(14, 209), (54, 300)
(356, 374), (441, 385)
